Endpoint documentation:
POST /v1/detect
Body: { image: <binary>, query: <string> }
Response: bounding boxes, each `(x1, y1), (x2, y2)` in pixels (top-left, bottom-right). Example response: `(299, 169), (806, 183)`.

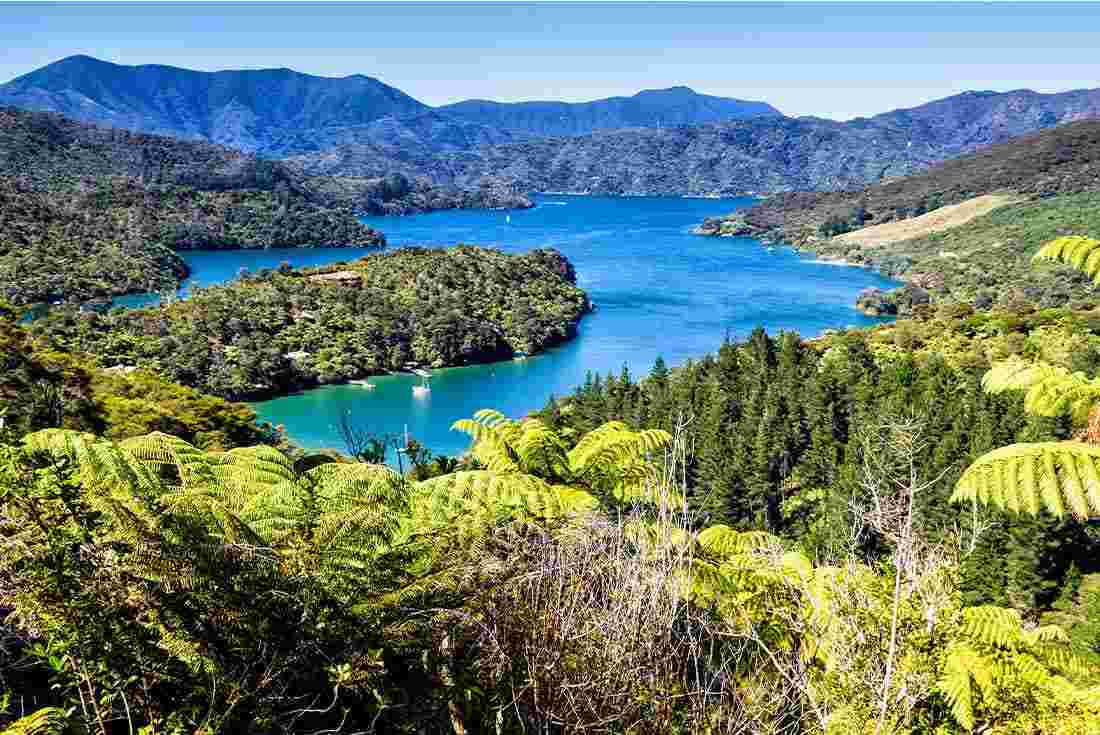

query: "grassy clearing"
(816, 192), (1100, 308)
(834, 193), (1020, 249)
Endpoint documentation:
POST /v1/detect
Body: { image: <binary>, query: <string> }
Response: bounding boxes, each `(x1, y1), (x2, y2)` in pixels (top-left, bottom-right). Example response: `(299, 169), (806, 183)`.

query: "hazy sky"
(3, 2), (1100, 120)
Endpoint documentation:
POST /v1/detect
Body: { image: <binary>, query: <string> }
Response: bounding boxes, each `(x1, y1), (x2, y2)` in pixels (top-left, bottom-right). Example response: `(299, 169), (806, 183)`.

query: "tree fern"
(408, 470), (596, 538)
(953, 441), (1100, 520)
(451, 409), (538, 475)
(938, 605), (1090, 732)
(452, 410), (673, 505)
(958, 235), (1100, 520)
(983, 357), (1100, 426)
(1034, 235), (1100, 283)
(0, 708), (69, 735)
(567, 420), (673, 502)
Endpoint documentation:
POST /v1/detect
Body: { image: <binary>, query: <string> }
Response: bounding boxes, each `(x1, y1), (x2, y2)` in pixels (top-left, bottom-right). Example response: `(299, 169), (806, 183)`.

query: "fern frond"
(0, 707), (70, 735)
(983, 358), (1100, 425)
(1034, 235), (1100, 283)
(120, 432), (219, 489)
(940, 642), (978, 731)
(696, 526), (779, 560)
(952, 441), (1100, 520)
(568, 422), (672, 498)
(960, 605), (1024, 649)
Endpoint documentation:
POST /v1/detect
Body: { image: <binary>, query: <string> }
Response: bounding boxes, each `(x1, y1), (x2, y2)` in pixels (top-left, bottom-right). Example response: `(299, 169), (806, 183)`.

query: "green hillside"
(815, 192), (1100, 312)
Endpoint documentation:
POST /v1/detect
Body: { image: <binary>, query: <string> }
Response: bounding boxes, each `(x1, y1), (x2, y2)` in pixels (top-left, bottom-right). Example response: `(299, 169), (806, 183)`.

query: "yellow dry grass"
(834, 193), (1022, 249)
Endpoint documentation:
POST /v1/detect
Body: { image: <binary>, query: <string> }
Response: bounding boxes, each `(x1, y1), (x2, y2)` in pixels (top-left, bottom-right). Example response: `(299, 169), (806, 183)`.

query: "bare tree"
(337, 409), (395, 467)
(849, 419), (955, 735)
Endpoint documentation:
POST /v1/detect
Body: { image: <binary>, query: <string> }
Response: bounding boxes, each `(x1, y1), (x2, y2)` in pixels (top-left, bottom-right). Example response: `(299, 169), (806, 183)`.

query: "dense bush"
(0, 107), (385, 306)
(0, 303), (275, 448)
(1, 410), (1097, 734)
(539, 309), (1100, 616)
(32, 246), (591, 399)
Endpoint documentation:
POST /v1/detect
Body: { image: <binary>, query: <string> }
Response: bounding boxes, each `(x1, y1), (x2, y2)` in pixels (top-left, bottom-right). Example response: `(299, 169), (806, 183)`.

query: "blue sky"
(3, 2), (1100, 119)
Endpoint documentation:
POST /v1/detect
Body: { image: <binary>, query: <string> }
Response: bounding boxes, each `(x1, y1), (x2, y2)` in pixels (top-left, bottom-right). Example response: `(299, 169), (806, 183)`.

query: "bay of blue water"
(248, 195), (899, 459)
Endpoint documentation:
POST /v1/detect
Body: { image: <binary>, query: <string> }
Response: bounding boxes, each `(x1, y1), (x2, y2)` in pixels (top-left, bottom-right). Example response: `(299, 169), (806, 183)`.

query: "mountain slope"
(7, 56), (1100, 198)
(692, 120), (1100, 313)
(437, 86), (781, 138)
(733, 118), (1100, 240)
(0, 55), (432, 155)
(0, 104), (293, 191)
(0, 57), (780, 158)
(293, 88), (1100, 194)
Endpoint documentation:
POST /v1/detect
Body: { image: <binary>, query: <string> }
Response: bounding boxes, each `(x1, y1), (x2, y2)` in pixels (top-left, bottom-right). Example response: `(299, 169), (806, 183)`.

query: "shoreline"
(692, 217), (912, 302)
(243, 307), (593, 404)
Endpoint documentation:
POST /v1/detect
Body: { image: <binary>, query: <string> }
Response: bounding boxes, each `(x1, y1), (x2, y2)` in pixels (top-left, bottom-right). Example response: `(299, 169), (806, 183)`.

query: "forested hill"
(436, 86), (781, 138)
(687, 120), (1100, 315)
(730, 119), (1100, 242)
(291, 87), (1100, 193)
(0, 105), (292, 190)
(0, 106), (389, 305)
(31, 246), (591, 400)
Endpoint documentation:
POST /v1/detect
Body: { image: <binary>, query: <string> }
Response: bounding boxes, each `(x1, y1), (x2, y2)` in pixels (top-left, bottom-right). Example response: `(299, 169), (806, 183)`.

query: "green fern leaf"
(953, 441), (1100, 520)
(1034, 235), (1100, 283)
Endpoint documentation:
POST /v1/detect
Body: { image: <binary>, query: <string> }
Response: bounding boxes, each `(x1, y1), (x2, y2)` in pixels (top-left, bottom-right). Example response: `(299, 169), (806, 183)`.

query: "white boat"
(412, 368), (432, 378)
(348, 379), (375, 389)
(412, 376), (431, 396)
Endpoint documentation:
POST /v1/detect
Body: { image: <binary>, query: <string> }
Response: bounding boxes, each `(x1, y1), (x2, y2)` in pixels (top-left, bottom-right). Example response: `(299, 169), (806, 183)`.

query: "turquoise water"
(250, 195), (900, 459)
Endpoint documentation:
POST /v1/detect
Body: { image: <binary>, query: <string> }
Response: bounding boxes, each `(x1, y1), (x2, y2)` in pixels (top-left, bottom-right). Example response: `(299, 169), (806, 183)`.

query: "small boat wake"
(805, 258), (858, 267)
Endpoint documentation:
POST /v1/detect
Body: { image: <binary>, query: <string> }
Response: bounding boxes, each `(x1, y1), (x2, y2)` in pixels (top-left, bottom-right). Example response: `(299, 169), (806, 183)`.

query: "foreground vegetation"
(2, 401), (1098, 734)
(31, 246), (591, 399)
(3, 237), (1100, 733)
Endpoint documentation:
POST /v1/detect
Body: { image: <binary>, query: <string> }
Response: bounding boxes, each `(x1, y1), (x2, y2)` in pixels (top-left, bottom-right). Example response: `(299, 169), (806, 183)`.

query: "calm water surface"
(246, 195), (899, 458)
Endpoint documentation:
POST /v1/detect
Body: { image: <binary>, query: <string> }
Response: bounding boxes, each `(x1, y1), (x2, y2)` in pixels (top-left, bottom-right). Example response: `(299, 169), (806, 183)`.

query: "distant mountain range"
(0, 55), (779, 157)
(437, 86), (781, 138)
(289, 88), (1100, 194)
(0, 55), (431, 155)
(4, 55), (1100, 196)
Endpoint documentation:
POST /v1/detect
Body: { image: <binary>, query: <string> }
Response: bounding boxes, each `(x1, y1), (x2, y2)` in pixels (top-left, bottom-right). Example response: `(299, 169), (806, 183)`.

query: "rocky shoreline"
(691, 212), (760, 238)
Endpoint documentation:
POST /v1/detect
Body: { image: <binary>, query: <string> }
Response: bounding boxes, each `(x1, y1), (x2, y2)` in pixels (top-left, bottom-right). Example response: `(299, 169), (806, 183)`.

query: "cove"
(250, 195), (901, 459)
